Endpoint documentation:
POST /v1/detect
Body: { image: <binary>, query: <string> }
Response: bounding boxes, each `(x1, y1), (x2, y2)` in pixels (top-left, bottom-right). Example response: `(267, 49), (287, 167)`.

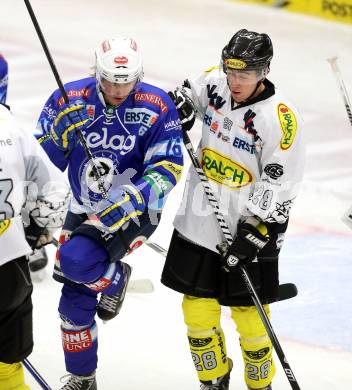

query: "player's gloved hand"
(222, 219), (269, 272)
(50, 100), (90, 151)
(168, 85), (196, 131)
(24, 216), (54, 249)
(96, 185), (145, 233)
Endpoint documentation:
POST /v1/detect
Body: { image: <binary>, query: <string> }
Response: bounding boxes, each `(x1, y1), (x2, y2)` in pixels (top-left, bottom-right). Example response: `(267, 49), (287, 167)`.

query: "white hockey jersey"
(174, 68), (305, 253)
(0, 104), (69, 266)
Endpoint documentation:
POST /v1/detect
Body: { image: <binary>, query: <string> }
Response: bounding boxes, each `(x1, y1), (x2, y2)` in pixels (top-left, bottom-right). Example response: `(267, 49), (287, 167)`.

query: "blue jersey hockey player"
(36, 37), (183, 390)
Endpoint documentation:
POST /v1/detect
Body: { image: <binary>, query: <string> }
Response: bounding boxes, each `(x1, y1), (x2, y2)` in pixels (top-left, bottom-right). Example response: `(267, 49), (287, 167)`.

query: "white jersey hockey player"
(162, 29), (305, 390)
(0, 103), (69, 390)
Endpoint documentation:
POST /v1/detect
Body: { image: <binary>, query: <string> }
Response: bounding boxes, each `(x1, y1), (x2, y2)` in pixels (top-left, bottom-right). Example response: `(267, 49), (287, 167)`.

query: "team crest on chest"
(79, 150), (119, 201)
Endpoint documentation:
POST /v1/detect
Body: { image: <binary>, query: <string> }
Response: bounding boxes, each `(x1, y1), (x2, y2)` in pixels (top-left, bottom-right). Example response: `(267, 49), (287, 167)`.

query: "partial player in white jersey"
(0, 103), (69, 390)
(162, 29), (305, 390)
(0, 52), (50, 277)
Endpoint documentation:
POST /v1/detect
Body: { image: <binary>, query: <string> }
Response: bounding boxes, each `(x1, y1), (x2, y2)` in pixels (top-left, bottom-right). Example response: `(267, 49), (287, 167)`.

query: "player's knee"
(231, 305), (270, 338)
(59, 235), (108, 282)
(182, 295), (221, 329)
(0, 362), (30, 390)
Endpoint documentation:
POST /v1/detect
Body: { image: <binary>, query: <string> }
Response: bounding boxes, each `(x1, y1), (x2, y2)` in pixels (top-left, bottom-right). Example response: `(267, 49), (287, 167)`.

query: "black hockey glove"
(24, 216), (53, 250)
(168, 85), (196, 132)
(222, 221), (270, 272)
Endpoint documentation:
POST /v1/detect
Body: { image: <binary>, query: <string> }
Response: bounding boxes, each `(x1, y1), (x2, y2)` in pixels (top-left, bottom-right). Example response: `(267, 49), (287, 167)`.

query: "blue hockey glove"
(96, 185), (145, 233)
(50, 100), (90, 151)
(222, 220), (269, 272)
(168, 85), (196, 132)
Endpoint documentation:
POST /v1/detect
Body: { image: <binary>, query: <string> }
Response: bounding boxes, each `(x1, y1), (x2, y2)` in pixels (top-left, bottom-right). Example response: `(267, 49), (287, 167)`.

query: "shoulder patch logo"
(278, 103), (297, 150)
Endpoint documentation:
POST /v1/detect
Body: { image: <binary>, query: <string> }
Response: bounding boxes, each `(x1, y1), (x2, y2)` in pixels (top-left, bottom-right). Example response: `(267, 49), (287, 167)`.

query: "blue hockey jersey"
(0, 54), (8, 104)
(36, 77), (183, 214)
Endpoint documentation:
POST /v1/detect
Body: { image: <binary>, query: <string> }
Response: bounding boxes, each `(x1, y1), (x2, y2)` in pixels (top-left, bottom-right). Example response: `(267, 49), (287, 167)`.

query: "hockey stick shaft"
(327, 57), (352, 229)
(327, 56), (352, 127)
(183, 131), (301, 389)
(22, 358), (52, 390)
(23, 0), (107, 199)
(52, 236), (167, 258)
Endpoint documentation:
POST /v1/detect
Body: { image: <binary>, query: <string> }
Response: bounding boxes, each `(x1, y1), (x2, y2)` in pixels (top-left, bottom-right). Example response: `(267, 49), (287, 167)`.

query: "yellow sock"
(0, 362), (30, 390)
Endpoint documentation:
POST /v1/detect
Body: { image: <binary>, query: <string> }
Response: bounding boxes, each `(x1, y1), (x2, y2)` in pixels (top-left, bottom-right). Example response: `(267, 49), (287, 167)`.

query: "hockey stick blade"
(278, 283), (298, 302)
(127, 278), (154, 293)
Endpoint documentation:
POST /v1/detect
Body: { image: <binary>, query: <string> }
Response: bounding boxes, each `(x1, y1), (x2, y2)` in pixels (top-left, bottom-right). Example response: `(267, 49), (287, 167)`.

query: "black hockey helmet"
(221, 29), (273, 73)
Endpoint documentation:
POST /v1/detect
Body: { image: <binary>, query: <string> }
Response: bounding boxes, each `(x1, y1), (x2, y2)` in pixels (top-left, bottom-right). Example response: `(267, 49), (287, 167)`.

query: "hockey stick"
(23, 0), (107, 199)
(22, 358), (52, 390)
(51, 237), (154, 293)
(327, 57), (352, 127)
(327, 57), (352, 229)
(182, 130), (301, 390)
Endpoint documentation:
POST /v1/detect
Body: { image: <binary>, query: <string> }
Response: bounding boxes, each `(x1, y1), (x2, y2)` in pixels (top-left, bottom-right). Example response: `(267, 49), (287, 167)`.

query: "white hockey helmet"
(95, 37), (143, 84)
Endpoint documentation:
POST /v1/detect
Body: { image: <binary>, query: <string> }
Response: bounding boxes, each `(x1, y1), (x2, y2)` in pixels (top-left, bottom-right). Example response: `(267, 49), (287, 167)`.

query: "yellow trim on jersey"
(0, 219), (11, 236)
(205, 65), (219, 73)
(150, 161), (183, 182)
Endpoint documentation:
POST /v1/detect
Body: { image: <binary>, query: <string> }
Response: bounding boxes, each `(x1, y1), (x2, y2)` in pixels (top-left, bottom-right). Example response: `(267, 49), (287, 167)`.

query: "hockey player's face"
(226, 69), (261, 103)
(100, 79), (136, 105)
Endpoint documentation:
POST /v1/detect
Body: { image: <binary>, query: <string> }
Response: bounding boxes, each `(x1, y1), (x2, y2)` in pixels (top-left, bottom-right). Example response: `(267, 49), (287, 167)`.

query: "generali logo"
(135, 93), (168, 113)
(57, 88), (91, 106)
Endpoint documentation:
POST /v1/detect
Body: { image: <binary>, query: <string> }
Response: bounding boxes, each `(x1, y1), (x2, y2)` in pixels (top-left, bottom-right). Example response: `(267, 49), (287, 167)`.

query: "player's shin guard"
(61, 321), (98, 375)
(240, 335), (275, 389)
(0, 362), (30, 390)
(231, 306), (275, 390)
(182, 296), (230, 383)
(187, 327), (230, 383)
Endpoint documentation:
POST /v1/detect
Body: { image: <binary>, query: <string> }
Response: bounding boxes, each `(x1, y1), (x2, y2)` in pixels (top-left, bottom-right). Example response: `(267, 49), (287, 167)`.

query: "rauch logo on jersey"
(201, 148), (253, 189)
(278, 103), (297, 150)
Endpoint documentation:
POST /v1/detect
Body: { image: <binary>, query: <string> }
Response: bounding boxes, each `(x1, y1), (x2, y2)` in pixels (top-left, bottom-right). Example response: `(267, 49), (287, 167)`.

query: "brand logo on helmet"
(278, 103), (297, 150)
(225, 58), (247, 69)
(114, 56), (128, 64)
